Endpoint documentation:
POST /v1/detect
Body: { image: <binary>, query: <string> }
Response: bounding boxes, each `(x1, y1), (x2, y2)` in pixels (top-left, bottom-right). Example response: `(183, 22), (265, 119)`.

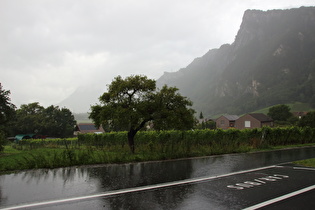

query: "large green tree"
(267, 104), (292, 121)
(41, 105), (77, 138)
(13, 103), (76, 138)
(0, 83), (16, 127)
(89, 75), (195, 153)
(0, 83), (16, 151)
(298, 111), (315, 128)
(14, 102), (45, 134)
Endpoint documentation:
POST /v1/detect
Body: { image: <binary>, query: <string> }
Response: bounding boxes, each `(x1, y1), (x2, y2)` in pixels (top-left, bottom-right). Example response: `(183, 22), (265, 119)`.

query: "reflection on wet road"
(0, 147), (314, 209)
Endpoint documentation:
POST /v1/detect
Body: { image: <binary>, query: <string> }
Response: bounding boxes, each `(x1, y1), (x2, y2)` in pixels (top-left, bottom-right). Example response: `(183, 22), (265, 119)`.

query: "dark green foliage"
(41, 105), (76, 138)
(151, 86), (195, 130)
(195, 119), (216, 129)
(90, 75), (195, 153)
(267, 104), (292, 121)
(199, 112), (204, 119)
(1, 127), (315, 172)
(0, 131), (5, 152)
(12, 103), (76, 138)
(78, 127), (315, 153)
(13, 102), (45, 134)
(0, 83), (16, 127)
(0, 84), (16, 150)
(298, 111), (315, 128)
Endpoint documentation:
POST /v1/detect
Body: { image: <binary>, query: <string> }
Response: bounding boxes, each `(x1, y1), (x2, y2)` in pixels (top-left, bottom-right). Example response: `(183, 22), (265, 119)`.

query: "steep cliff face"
(157, 7), (315, 116)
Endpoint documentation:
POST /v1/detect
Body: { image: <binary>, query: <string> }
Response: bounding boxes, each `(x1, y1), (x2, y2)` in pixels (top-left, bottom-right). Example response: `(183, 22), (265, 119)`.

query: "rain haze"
(1, 0), (314, 113)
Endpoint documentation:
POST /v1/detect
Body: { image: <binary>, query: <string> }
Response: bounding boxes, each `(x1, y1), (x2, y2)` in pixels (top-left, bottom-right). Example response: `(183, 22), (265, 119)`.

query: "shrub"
(0, 131), (5, 152)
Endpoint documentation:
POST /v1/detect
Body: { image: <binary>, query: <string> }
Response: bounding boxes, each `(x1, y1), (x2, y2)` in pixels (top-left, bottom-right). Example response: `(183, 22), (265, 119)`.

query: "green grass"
(252, 102), (314, 115)
(1, 143), (315, 174)
(209, 102), (314, 119)
(1, 145), (22, 155)
(294, 158), (315, 167)
(289, 102), (313, 112)
(0, 146), (135, 173)
(1, 127), (314, 174)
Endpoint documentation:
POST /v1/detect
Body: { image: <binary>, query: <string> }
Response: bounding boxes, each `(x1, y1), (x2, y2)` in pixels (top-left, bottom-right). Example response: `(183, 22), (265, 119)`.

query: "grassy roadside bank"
(1, 143), (315, 174)
(294, 158), (315, 167)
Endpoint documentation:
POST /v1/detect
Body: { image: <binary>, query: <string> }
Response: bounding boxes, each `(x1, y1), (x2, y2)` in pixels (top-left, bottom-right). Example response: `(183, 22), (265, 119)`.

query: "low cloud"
(1, 0), (314, 112)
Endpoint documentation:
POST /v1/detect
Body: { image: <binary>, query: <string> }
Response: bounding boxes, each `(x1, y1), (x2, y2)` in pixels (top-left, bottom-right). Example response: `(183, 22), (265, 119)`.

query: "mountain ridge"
(157, 7), (315, 117)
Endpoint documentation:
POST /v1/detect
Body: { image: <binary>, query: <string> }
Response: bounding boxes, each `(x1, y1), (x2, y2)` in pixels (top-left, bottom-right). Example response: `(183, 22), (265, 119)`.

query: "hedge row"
(16, 138), (78, 149)
(16, 127), (315, 153)
(77, 127), (315, 149)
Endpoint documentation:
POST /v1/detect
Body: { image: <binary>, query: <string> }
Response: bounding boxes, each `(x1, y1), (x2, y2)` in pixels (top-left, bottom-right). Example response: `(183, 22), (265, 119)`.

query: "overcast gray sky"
(1, 0), (314, 112)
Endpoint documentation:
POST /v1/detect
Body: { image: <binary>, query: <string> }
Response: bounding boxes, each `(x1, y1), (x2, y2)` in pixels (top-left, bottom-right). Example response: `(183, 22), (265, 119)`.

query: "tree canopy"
(298, 111), (315, 128)
(0, 84), (16, 151)
(267, 104), (292, 121)
(0, 83), (16, 127)
(12, 103), (76, 138)
(89, 75), (195, 153)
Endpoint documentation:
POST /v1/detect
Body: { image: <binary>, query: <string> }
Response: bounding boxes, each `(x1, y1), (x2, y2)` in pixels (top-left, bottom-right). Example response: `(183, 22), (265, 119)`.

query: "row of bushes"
(15, 138), (78, 150)
(16, 127), (315, 155)
(5, 127), (314, 170)
(77, 126), (315, 149)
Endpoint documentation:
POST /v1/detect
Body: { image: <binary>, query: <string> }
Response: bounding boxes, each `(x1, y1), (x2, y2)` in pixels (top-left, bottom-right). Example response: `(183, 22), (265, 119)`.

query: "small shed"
(15, 134), (35, 141)
(74, 123), (105, 135)
(216, 115), (239, 129)
(235, 113), (274, 129)
(292, 111), (308, 119)
(15, 134), (47, 141)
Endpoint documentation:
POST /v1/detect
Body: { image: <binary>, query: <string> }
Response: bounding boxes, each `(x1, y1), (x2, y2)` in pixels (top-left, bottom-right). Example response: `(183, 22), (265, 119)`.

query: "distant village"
(213, 111), (308, 130)
(73, 112), (309, 136)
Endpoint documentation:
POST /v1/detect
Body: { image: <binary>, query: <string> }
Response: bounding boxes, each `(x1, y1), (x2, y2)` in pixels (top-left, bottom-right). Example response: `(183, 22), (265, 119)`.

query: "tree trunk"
(127, 129), (137, 153)
(127, 119), (151, 153)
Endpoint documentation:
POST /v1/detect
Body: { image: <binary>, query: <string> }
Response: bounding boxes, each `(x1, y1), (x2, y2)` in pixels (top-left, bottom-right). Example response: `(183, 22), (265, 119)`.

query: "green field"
(294, 158), (315, 167)
(1, 127), (315, 174)
(252, 102), (313, 115)
(211, 102), (314, 119)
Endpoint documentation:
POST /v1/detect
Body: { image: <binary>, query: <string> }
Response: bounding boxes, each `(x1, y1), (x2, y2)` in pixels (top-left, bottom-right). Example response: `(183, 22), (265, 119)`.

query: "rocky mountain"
(157, 7), (315, 117)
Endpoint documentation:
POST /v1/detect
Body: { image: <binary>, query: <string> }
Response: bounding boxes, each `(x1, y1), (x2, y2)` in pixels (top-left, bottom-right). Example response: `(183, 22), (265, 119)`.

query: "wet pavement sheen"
(0, 146), (315, 209)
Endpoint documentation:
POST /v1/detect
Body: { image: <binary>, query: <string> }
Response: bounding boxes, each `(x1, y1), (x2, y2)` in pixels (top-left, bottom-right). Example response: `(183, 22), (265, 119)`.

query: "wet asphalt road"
(0, 147), (315, 209)
(2, 164), (314, 210)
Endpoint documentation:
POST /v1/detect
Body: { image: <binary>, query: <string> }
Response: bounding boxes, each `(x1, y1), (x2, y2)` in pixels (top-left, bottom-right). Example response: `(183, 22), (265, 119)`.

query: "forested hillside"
(157, 7), (315, 117)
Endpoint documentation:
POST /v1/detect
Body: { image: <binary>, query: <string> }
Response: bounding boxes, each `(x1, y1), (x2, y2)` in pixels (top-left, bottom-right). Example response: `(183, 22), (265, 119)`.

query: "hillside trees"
(0, 83), (16, 151)
(13, 103), (76, 138)
(14, 102), (45, 134)
(298, 111), (315, 128)
(0, 83), (16, 128)
(267, 104), (293, 122)
(156, 8), (315, 116)
(89, 75), (195, 153)
(42, 105), (77, 137)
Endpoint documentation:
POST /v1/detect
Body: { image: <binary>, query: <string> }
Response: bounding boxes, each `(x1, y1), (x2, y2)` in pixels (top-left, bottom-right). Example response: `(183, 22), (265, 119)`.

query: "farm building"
(74, 123), (105, 135)
(14, 134), (47, 141)
(235, 113), (274, 129)
(216, 115), (239, 130)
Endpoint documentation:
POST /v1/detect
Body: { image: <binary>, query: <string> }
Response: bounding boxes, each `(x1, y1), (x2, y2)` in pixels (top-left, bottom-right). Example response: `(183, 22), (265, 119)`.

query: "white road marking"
(243, 185), (315, 210)
(293, 166), (315, 171)
(0, 165), (276, 210)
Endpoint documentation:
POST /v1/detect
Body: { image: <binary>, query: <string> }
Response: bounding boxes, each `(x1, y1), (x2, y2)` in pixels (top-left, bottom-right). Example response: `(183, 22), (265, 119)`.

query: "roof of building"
(292, 111), (308, 117)
(15, 134), (35, 141)
(248, 113), (273, 122)
(223, 115), (239, 121)
(75, 123), (104, 133)
(77, 123), (98, 131)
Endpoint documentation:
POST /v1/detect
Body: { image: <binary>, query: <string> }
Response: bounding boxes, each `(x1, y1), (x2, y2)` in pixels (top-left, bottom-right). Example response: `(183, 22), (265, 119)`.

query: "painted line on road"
(293, 166), (315, 171)
(0, 165), (277, 210)
(243, 185), (315, 210)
